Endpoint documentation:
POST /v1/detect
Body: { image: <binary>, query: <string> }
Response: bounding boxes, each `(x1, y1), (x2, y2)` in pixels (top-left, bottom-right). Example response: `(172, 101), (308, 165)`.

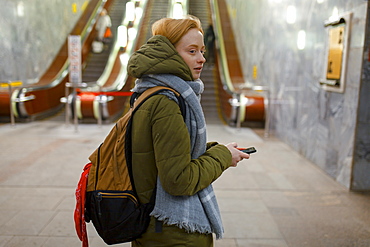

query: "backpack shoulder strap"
(129, 86), (186, 119)
(125, 86), (185, 199)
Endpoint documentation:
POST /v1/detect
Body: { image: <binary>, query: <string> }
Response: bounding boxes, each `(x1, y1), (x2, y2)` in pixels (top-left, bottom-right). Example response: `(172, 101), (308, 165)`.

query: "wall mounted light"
(117, 25), (127, 47)
(128, 27), (137, 41)
(135, 7), (143, 19)
(297, 30), (306, 50)
(286, 5), (296, 24)
(17, 2), (24, 17)
(120, 53), (129, 66)
(172, 3), (183, 19)
(329, 7), (339, 22)
(126, 2), (135, 21)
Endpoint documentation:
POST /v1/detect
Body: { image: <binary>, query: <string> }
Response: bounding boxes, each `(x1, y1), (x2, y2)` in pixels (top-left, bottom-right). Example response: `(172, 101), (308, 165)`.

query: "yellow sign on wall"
(326, 25), (344, 81)
(72, 3), (77, 13)
(320, 12), (352, 93)
(253, 65), (258, 80)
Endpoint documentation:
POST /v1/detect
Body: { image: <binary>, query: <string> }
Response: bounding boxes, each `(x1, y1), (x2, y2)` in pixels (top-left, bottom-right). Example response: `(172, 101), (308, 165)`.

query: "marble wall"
(225, 0), (369, 190)
(0, 0), (89, 84)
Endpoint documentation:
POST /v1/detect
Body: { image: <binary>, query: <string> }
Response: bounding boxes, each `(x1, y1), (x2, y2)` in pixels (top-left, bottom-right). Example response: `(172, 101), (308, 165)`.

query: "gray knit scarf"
(131, 73), (224, 239)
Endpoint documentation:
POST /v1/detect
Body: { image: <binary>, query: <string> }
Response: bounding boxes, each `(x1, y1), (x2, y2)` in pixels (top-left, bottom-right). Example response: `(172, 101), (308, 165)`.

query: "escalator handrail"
(82, 0), (190, 94)
(89, 0), (188, 120)
(209, 0), (236, 95)
(97, 0), (149, 93)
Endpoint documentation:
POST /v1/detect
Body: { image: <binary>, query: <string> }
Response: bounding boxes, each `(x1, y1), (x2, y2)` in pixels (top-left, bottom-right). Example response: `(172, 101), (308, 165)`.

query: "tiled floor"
(0, 119), (369, 247)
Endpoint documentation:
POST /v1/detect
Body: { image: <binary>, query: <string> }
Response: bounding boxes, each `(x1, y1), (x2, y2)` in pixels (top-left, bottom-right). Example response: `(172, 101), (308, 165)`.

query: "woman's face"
(175, 28), (206, 80)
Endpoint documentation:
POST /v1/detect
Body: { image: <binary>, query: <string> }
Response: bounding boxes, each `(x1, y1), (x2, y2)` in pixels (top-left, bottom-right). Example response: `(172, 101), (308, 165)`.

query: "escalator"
(76, 0), (175, 122)
(190, 0), (265, 126)
(0, 0), (113, 122)
(0, 0), (265, 127)
(82, 0), (127, 84)
(188, 0), (219, 124)
(0, 0), (149, 123)
(76, 0), (134, 121)
(78, 0), (265, 125)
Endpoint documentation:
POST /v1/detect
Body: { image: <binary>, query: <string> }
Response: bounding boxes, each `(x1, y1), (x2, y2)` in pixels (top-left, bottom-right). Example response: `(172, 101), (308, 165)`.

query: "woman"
(95, 9), (111, 41)
(127, 16), (249, 247)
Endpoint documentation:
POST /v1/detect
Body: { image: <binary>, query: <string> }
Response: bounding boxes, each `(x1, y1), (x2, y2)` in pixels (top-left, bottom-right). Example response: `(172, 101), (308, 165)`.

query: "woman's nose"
(198, 53), (206, 63)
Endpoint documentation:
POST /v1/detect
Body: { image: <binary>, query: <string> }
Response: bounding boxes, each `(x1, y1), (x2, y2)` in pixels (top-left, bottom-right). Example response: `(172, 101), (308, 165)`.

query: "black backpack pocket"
(86, 190), (154, 245)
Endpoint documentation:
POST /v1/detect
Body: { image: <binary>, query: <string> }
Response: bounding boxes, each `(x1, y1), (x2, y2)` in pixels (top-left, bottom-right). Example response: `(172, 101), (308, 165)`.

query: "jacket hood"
(127, 35), (193, 81)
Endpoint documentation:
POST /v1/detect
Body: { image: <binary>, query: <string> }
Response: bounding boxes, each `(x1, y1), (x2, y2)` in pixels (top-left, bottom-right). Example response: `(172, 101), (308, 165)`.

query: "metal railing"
(238, 85), (271, 137)
(62, 82), (88, 132)
(0, 81), (35, 126)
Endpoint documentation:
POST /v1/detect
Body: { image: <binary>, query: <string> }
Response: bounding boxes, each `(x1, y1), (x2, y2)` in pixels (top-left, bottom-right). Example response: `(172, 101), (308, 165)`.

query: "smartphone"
(237, 147), (257, 154)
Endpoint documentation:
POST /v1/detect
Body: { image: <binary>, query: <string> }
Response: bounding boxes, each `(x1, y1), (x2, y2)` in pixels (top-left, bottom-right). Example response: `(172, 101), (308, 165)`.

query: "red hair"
(152, 15), (203, 45)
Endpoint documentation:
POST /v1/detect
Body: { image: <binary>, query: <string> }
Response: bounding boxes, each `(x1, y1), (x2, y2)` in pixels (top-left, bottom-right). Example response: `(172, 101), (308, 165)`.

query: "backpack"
(74, 86), (185, 246)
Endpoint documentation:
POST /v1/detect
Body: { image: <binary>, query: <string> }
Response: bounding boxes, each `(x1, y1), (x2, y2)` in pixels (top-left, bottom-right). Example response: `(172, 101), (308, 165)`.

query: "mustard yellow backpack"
(74, 86), (184, 246)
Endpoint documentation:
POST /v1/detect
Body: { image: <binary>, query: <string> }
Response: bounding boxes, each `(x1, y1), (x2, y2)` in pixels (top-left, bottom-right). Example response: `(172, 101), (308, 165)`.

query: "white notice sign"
(68, 35), (82, 84)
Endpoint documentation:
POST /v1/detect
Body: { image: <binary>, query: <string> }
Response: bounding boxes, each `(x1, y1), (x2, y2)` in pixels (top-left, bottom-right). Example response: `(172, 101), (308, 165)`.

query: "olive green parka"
(127, 35), (232, 247)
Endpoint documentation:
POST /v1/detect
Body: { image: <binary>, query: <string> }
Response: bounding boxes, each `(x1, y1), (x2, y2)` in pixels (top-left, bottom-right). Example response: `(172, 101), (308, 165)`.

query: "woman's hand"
(226, 142), (250, 167)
